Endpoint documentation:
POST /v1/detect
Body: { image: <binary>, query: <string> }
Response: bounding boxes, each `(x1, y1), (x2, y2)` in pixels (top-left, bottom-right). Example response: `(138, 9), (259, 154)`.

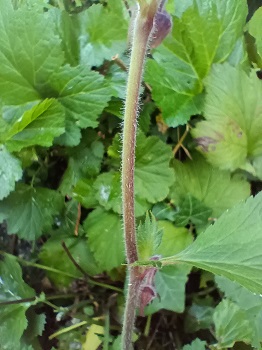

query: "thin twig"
(173, 124), (191, 156)
(74, 203), (81, 236)
(112, 55), (152, 92)
(61, 241), (87, 277)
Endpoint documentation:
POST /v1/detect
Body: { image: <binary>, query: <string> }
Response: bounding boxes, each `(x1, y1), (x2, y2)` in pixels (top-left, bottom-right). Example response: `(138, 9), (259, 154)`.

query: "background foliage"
(0, 0), (262, 349)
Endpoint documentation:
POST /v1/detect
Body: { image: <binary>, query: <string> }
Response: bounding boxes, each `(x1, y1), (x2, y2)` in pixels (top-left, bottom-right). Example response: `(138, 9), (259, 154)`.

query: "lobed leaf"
(0, 184), (63, 240)
(0, 1), (64, 106)
(83, 207), (125, 271)
(170, 154), (250, 219)
(0, 145), (22, 200)
(80, 2), (128, 67)
(145, 0), (247, 126)
(192, 64), (262, 178)
(213, 299), (253, 347)
(4, 99), (65, 152)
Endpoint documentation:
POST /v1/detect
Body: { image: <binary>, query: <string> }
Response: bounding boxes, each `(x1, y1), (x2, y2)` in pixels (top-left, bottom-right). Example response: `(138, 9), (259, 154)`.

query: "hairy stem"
(121, 3), (157, 350)
(122, 4), (155, 265)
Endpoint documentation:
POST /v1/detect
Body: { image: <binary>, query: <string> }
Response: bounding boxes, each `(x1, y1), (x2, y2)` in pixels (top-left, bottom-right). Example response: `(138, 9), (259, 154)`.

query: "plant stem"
(122, 5), (155, 266)
(121, 3), (157, 349)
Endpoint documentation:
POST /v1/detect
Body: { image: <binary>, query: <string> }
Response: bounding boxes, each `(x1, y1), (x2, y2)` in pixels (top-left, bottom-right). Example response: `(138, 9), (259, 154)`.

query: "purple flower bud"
(139, 284), (157, 316)
(151, 2), (172, 48)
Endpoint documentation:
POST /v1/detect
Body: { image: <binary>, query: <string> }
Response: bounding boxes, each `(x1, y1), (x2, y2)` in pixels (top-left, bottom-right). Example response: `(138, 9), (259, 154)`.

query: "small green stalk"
(121, 1), (159, 349)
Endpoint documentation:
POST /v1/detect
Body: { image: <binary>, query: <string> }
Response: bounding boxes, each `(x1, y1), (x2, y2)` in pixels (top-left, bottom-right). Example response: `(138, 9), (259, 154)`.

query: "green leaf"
(185, 302), (214, 333)
(146, 265), (190, 314)
(152, 202), (177, 221)
(0, 145), (22, 200)
(39, 235), (101, 287)
(83, 208), (124, 271)
(57, 200), (85, 236)
(145, 0), (247, 126)
(52, 9), (81, 66)
(0, 2), (64, 106)
(192, 64), (262, 177)
(106, 61), (128, 100)
(248, 7), (262, 59)
(47, 65), (112, 129)
(73, 178), (98, 209)
(156, 221), (193, 257)
(22, 309), (46, 342)
(174, 194), (212, 229)
(216, 276), (262, 311)
(169, 154), (250, 218)
(0, 184), (63, 240)
(216, 276), (262, 347)
(93, 171), (150, 217)
(137, 212), (163, 260)
(94, 171), (122, 214)
(0, 254), (36, 350)
(59, 134), (104, 195)
(55, 119), (82, 147)
(107, 132), (174, 204)
(145, 221), (192, 314)
(213, 299), (253, 347)
(182, 339), (207, 350)
(80, 2), (128, 67)
(161, 193), (262, 294)
(4, 99), (65, 152)
(135, 132), (174, 203)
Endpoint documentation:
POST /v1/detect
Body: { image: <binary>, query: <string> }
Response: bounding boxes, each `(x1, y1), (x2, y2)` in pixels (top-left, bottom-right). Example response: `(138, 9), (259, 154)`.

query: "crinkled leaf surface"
(80, 2), (128, 67)
(0, 254), (36, 350)
(52, 9), (81, 66)
(39, 235), (100, 287)
(169, 154), (250, 218)
(192, 64), (262, 177)
(0, 184), (63, 240)
(213, 299), (253, 347)
(174, 194), (212, 229)
(84, 208), (124, 271)
(145, 0), (247, 126)
(0, 1), (64, 106)
(161, 193), (262, 294)
(0, 145), (22, 200)
(4, 99), (65, 152)
(47, 65), (112, 129)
